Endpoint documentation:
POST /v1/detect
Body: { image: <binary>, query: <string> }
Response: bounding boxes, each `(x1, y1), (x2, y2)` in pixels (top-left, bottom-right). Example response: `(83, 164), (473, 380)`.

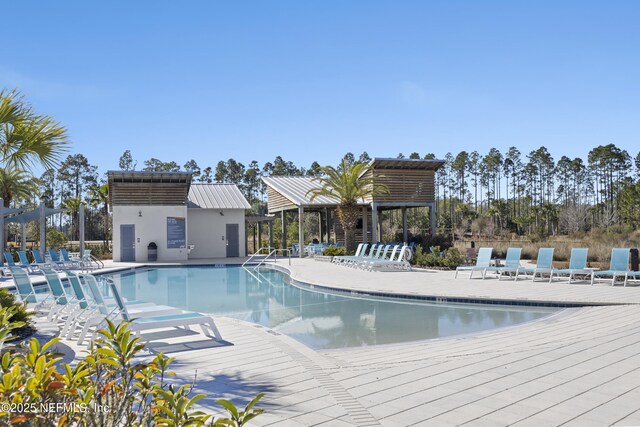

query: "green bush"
(410, 246), (463, 269)
(0, 288), (32, 325)
(46, 229), (67, 249)
(323, 246), (345, 256)
(0, 310), (264, 426)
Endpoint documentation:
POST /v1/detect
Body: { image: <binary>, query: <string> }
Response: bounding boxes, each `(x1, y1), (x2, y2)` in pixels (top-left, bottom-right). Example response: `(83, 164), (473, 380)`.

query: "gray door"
(226, 224), (239, 257)
(120, 224), (135, 262)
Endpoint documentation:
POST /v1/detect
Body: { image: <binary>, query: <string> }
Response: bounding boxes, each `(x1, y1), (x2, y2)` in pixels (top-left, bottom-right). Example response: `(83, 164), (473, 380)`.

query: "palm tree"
(62, 197), (82, 241)
(0, 168), (35, 208)
(88, 183), (110, 244)
(0, 89), (69, 171)
(307, 159), (387, 252)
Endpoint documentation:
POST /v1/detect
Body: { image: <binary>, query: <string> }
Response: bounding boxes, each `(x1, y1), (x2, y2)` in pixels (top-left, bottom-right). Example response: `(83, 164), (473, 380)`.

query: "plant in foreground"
(0, 312), (263, 426)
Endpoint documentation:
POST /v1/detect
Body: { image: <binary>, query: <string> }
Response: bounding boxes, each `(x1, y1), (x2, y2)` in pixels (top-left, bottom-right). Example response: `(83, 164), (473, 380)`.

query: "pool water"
(103, 266), (560, 350)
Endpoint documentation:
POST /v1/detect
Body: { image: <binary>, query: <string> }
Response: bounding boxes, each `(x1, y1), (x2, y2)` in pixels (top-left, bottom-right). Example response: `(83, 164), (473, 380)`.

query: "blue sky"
(2, 1), (639, 175)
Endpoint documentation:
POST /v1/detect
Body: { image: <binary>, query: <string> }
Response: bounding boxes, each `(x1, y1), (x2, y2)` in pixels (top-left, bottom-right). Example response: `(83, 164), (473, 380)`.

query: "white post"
(371, 203), (378, 242)
(0, 199), (4, 254)
(430, 203), (437, 236)
(298, 206), (304, 258)
(40, 202), (46, 253)
(362, 206), (368, 243)
(402, 207), (408, 244)
(79, 203), (85, 254)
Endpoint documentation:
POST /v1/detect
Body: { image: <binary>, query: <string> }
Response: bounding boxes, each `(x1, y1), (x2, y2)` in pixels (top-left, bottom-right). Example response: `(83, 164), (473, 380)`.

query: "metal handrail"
(254, 248), (291, 268)
(242, 247), (291, 268)
(242, 247), (275, 267)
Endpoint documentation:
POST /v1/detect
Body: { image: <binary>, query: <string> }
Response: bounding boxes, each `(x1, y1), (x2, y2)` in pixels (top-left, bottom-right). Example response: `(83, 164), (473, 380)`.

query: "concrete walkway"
(11, 259), (640, 426)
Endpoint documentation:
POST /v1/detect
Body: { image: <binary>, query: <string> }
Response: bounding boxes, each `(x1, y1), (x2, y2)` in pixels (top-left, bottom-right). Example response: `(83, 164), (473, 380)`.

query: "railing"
(242, 247), (291, 268)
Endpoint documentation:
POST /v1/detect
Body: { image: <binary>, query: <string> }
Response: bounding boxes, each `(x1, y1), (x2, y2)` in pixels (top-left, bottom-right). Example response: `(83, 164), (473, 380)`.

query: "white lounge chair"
(105, 282), (223, 343)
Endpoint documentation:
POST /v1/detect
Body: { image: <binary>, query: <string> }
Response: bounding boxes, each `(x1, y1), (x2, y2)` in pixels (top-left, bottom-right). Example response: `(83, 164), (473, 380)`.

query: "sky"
(2, 1), (639, 176)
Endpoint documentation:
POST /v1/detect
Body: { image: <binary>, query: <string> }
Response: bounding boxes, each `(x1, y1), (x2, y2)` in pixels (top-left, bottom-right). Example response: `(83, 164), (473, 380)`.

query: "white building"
(108, 171), (250, 262)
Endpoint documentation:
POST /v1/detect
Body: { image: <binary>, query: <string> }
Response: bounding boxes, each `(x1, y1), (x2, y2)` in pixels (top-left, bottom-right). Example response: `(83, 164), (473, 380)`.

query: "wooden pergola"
(262, 158), (444, 257)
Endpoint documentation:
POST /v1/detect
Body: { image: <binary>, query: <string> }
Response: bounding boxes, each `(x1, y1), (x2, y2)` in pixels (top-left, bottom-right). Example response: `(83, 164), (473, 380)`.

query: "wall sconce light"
(219, 211), (224, 216)
(138, 210), (143, 217)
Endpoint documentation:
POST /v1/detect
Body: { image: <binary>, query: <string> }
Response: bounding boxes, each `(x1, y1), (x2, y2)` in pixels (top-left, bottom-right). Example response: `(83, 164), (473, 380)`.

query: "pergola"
(0, 202), (66, 252)
(262, 158), (444, 257)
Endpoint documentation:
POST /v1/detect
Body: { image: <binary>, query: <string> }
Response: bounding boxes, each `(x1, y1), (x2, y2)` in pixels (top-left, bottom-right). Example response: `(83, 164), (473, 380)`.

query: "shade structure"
(3, 207), (65, 251)
(4, 207), (64, 223)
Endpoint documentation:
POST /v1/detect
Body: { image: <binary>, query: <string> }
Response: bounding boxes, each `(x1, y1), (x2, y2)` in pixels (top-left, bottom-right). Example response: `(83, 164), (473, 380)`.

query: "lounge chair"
(455, 247), (493, 279)
(9, 267), (51, 310)
(369, 246), (412, 271)
(48, 249), (68, 269)
(549, 248), (592, 283)
(102, 282), (223, 344)
(354, 244), (386, 268)
(515, 248), (555, 281)
(60, 248), (82, 268)
(332, 243), (367, 265)
(65, 273), (179, 342)
(592, 248), (631, 286)
(359, 244), (395, 270)
(487, 248), (522, 280)
(31, 249), (52, 269)
(17, 251), (39, 273)
(4, 251), (28, 271)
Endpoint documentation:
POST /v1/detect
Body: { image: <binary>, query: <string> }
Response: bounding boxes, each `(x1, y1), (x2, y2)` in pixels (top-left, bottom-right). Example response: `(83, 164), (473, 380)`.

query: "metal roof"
(187, 184), (251, 209)
(262, 176), (369, 207)
(369, 158), (446, 170)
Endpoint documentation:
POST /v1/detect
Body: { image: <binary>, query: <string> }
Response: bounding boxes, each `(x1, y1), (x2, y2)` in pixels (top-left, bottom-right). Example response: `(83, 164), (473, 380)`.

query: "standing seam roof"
(187, 184), (251, 209)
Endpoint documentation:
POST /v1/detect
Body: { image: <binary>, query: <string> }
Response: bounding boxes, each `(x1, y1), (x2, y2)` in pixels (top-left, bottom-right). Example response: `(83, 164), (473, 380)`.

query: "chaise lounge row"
(331, 243), (412, 271)
(456, 247), (640, 286)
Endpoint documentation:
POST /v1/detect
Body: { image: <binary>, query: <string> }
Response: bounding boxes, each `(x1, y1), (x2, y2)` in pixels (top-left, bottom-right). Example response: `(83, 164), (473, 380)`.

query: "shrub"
(0, 312), (264, 426)
(0, 288), (32, 325)
(46, 229), (67, 249)
(410, 246), (463, 269)
(323, 246), (345, 256)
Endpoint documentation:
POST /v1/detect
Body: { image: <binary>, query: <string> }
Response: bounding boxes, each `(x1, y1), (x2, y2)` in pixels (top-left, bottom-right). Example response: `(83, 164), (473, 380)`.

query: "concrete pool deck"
(11, 259), (640, 426)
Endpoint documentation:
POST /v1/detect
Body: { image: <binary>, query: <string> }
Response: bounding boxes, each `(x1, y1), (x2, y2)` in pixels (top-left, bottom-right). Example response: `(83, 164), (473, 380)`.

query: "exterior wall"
(187, 208), (247, 258)
(112, 205), (188, 262)
(266, 186), (296, 213)
(363, 169), (436, 204)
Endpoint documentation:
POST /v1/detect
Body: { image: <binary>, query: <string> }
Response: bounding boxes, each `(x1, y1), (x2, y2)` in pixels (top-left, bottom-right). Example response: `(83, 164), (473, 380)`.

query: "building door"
(226, 224), (239, 257)
(120, 224), (135, 262)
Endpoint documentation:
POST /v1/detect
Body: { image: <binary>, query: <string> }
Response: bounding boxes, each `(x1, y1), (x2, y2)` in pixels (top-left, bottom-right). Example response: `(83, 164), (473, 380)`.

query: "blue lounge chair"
(9, 267), (51, 310)
(592, 248), (631, 286)
(455, 247), (493, 279)
(515, 248), (555, 281)
(17, 251), (38, 273)
(4, 251), (26, 270)
(487, 248), (522, 280)
(31, 249), (51, 269)
(549, 248), (592, 283)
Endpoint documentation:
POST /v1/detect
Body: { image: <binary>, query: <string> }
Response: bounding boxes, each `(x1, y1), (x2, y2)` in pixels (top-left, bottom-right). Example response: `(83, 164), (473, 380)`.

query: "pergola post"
(0, 199), (4, 253)
(430, 203), (437, 236)
(257, 222), (262, 250)
(371, 203), (378, 242)
(20, 223), (26, 251)
(362, 206), (368, 243)
(298, 206), (304, 258)
(324, 208), (330, 242)
(79, 203), (85, 254)
(402, 207), (408, 243)
(39, 202), (46, 253)
(281, 210), (287, 250)
(268, 220), (274, 250)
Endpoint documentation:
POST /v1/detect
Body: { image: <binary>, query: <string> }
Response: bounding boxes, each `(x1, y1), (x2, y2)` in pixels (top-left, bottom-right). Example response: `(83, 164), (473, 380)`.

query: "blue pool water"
(103, 266), (560, 350)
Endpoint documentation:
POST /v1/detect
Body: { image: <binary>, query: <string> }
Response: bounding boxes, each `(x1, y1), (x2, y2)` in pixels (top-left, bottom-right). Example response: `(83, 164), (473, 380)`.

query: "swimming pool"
(103, 266), (560, 350)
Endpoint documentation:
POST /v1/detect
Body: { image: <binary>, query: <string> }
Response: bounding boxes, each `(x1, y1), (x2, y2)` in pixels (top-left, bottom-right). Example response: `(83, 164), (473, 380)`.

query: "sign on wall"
(167, 217), (186, 248)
